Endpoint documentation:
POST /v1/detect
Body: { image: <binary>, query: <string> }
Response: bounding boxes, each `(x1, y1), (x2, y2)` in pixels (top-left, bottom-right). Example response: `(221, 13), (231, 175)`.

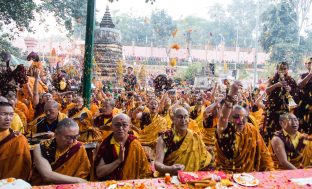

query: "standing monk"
(296, 59), (312, 134)
(0, 102), (32, 180)
(31, 118), (90, 185)
(263, 62), (299, 144)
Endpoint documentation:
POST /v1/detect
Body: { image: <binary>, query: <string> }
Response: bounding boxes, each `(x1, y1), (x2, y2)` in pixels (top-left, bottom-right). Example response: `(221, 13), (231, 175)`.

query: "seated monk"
(136, 98), (168, 160)
(60, 93), (75, 114)
(270, 113), (312, 170)
(93, 113), (152, 181)
(68, 97), (102, 142)
(28, 100), (67, 139)
(155, 108), (212, 175)
(0, 97), (24, 133)
(5, 92), (27, 132)
(0, 102), (32, 180)
(189, 96), (206, 128)
(6, 91), (30, 122)
(31, 118), (90, 185)
(200, 99), (222, 147)
(94, 99), (116, 139)
(170, 103), (201, 134)
(216, 81), (274, 173)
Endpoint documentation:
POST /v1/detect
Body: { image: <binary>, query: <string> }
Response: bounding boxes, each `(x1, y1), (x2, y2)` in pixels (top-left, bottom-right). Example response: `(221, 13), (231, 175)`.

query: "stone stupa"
(94, 6), (123, 82)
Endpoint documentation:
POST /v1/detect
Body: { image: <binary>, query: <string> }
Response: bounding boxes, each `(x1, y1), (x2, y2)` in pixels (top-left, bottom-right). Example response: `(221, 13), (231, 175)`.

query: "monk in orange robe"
(270, 113), (312, 169)
(155, 108), (212, 175)
(93, 113), (152, 181)
(31, 118), (90, 185)
(216, 81), (274, 173)
(0, 102), (32, 180)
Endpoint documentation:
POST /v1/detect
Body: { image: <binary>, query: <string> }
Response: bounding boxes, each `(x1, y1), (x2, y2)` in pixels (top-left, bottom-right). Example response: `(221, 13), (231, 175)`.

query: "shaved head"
(112, 113), (131, 125)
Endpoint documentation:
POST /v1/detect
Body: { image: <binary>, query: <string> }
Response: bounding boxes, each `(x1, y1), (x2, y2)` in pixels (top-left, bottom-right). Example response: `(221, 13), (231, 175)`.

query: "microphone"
(28, 116), (47, 142)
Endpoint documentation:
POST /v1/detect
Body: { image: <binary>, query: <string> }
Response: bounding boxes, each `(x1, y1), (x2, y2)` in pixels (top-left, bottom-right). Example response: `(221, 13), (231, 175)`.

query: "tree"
(227, 0), (257, 48)
(260, 1), (301, 67)
(150, 9), (176, 47)
(115, 14), (152, 46)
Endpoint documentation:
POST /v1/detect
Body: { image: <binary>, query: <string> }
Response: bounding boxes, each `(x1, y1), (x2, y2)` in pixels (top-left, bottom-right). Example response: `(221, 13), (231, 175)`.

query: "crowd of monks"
(0, 58), (311, 186)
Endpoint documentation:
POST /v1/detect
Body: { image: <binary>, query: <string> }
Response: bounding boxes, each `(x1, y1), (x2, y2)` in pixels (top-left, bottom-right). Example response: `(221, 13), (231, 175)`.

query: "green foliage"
(150, 10), (177, 47)
(180, 63), (202, 82)
(260, 1), (305, 68)
(0, 35), (22, 57)
(0, 0), (36, 35)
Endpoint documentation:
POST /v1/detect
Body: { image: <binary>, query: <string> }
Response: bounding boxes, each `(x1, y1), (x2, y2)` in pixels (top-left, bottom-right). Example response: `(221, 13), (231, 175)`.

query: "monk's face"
(75, 98), (84, 109)
(0, 106), (14, 131)
(42, 93), (52, 103)
(147, 99), (159, 114)
(66, 94), (73, 103)
(112, 116), (130, 141)
(280, 114), (299, 135)
(44, 104), (59, 121)
(277, 64), (288, 77)
(231, 108), (247, 131)
(102, 101), (113, 115)
(173, 108), (189, 131)
(55, 126), (80, 149)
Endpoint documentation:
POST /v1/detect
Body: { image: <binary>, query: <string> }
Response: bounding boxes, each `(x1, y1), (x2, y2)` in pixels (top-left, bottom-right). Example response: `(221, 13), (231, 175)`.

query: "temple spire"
(100, 6), (115, 28)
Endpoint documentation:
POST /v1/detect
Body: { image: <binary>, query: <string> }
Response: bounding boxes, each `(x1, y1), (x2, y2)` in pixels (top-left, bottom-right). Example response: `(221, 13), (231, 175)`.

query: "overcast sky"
(97, 0), (232, 20)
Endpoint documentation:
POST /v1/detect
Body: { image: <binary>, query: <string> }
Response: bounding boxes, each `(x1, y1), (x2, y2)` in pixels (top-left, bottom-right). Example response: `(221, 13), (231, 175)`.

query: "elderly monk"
(270, 113), (312, 170)
(28, 100), (67, 138)
(31, 118), (90, 185)
(155, 108), (212, 175)
(93, 113), (152, 181)
(0, 102), (32, 180)
(216, 81), (274, 173)
(136, 98), (168, 160)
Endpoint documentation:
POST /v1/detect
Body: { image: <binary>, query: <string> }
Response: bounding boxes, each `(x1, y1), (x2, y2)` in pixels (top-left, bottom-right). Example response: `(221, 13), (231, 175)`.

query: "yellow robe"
(138, 114), (168, 147)
(70, 107), (103, 142)
(190, 105), (206, 129)
(201, 118), (218, 146)
(31, 140), (91, 185)
(164, 129), (212, 171)
(11, 112), (24, 133)
(216, 123), (274, 173)
(269, 131), (312, 169)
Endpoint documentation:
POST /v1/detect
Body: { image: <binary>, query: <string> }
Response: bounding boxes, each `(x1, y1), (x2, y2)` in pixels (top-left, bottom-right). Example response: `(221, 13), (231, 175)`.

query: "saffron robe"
(270, 130), (312, 169)
(161, 129), (212, 172)
(0, 129), (32, 180)
(31, 139), (91, 185)
(216, 122), (274, 173)
(93, 134), (152, 181)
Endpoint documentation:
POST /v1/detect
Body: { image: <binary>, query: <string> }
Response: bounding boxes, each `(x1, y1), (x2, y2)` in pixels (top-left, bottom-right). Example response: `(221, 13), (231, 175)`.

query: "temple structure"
(94, 6), (123, 82)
